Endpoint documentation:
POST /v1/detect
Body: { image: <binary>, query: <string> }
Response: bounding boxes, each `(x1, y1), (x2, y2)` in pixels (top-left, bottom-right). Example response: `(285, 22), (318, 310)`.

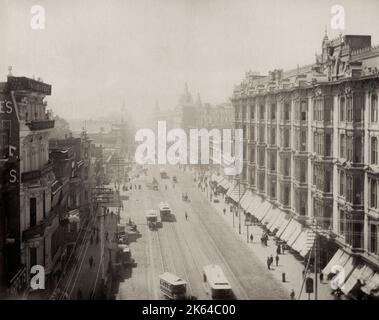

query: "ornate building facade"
(231, 34), (379, 295)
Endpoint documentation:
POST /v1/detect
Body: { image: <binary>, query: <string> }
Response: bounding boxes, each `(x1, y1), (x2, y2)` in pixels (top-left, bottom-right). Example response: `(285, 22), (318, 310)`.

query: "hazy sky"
(1, 0), (378, 124)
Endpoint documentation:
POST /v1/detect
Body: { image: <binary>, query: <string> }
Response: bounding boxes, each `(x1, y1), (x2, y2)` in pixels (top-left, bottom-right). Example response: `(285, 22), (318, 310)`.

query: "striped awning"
(342, 263), (375, 295)
(246, 195), (262, 215)
(266, 209), (282, 232)
(361, 272), (379, 297)
(255, 201), (272, 221)
(322, 249), (345, 276)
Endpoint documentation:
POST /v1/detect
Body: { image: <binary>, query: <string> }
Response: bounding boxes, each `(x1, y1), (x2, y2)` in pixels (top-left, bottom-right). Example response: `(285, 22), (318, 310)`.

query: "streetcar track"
(175, 166), (250, 299)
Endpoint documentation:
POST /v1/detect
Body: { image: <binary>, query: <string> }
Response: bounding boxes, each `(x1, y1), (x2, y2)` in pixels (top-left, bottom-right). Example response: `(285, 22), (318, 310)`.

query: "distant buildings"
(230, 33), (379, 298)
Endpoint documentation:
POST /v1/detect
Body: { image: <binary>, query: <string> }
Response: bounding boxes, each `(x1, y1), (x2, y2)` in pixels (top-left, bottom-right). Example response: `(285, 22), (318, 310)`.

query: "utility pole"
(314, 218), (318, 300)
(238, 176), (241, 235)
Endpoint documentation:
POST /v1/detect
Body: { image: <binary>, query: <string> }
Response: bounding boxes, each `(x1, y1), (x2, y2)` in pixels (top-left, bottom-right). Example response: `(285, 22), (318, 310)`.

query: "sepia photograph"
(0, 0), (379, 311)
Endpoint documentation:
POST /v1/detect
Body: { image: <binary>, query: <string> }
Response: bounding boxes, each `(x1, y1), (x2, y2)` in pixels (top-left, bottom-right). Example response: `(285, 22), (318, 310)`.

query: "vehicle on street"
(158, 202), (173, 221)
(159, 272), (187, 300)
(146, 209), (159, 229)
(203, 264), (234, 299)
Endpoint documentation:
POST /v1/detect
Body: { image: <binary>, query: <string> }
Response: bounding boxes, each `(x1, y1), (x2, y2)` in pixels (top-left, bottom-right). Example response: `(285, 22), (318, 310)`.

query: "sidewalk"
(188, 169), (335, 300)
(53, 211), (118, 300)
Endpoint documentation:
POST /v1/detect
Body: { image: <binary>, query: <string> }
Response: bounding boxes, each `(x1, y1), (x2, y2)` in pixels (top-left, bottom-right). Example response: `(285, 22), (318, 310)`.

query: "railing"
(21, 162), (53, 183)
(22, 208), (58, 241)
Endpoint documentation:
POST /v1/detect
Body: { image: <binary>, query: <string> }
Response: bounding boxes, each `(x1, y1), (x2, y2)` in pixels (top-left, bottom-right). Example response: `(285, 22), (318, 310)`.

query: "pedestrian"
(105, 231), (109, 241)
(89, 256), (94, 268)
(250, 233), (254, 243)
(269, 254), (274, 267)
(223, 208), (226, 215)
(185, 211), (188, 220)
(267, 256), (271, 270)
(281, 244), (285, 254)
(276, 245), (281, 255)
(290, 289), (295, 300)
(275, 254), (279, 266)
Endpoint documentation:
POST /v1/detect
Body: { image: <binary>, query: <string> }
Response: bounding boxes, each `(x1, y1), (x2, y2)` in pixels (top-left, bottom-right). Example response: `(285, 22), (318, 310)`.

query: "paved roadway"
(115, 165), (288, 300)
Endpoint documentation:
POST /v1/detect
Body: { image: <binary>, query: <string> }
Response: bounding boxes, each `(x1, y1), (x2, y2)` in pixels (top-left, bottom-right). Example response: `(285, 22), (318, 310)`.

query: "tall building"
(231, 34), (379, 297)
(0, 74), (56, 295)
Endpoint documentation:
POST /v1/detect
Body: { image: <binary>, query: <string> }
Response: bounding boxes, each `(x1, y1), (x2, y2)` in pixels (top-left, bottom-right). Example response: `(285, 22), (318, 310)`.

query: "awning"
(261, 208), (276, 225)
(291, 230), (308, 253)
(215, 175), (224, 184)
(322, 249), (345, 276)
(255, 201), (272, 221)
(269, 210), (286, 232)
(280, 219), (301, 243)
(276, 216), (292, 239)
(341, 263), (374, 295)
(299, 230), (316, 257)
(240, 191), (251, 210)
(226, 184), (244, 203)
(287, 222), (302, 247)
(241, 191), (256, 211)
(361, 272), (379, 296)
(246, 195), (262, 215)
(219, 178), (231, 191)
(267, 209), (282, 232)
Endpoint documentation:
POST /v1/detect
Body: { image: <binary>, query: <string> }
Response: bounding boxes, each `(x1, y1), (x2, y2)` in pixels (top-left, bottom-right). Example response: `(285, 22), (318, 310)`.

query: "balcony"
(22, 208), (58, 241)
(21, 162), (53, 183)
(26, 119), (55, 131)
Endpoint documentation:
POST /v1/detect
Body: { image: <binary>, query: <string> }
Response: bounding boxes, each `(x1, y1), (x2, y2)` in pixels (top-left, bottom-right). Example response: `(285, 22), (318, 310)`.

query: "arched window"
(372, 94), (378, 123)
(371, 137), (378, 165)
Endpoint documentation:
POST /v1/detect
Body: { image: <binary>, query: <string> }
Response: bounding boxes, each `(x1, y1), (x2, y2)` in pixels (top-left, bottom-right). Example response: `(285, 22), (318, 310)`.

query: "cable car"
(203, 264), (234, 299)
(159, 272), (187, 300)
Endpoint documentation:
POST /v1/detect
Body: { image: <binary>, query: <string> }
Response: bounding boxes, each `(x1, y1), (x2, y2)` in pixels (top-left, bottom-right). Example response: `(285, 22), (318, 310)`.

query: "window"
(354, 94), (364, 123)
(340, 134), (346, 159)
(301, 100), (307, 121)
(339, 210), (346, 237)
(283, 103), (290, 120)
(347, 96), (353, 122)
(283, 128), (290, 148)
(370, 224), (377, 254)
(354, 136), (362, 163)
(250, 105), (255, 120)
(300, 130), (306, 151)
(339, 171), (345, 197)
(271, 103), (276, 120)
(347, 136), (353, 161)
(371, 137), (378, 165)
(325, 134), (331, 156)
(371, 94), (378, 123)
(0, 129), (9, 159)
(259, 104), (265, 120)
(340, 97), (345, 121)
(370, 179), (377, 209)
(270, 128), (276, 145)
(30, 247), (37, 268)
(30, 197), (37, 227)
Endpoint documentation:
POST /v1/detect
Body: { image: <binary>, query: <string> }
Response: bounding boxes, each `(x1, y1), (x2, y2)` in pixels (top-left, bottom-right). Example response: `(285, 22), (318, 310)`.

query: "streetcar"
(203, 264), (234, 299)
(158, 201), (173, 221)
(146, 209), (159, 230)
(159, 272), (187, 300)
